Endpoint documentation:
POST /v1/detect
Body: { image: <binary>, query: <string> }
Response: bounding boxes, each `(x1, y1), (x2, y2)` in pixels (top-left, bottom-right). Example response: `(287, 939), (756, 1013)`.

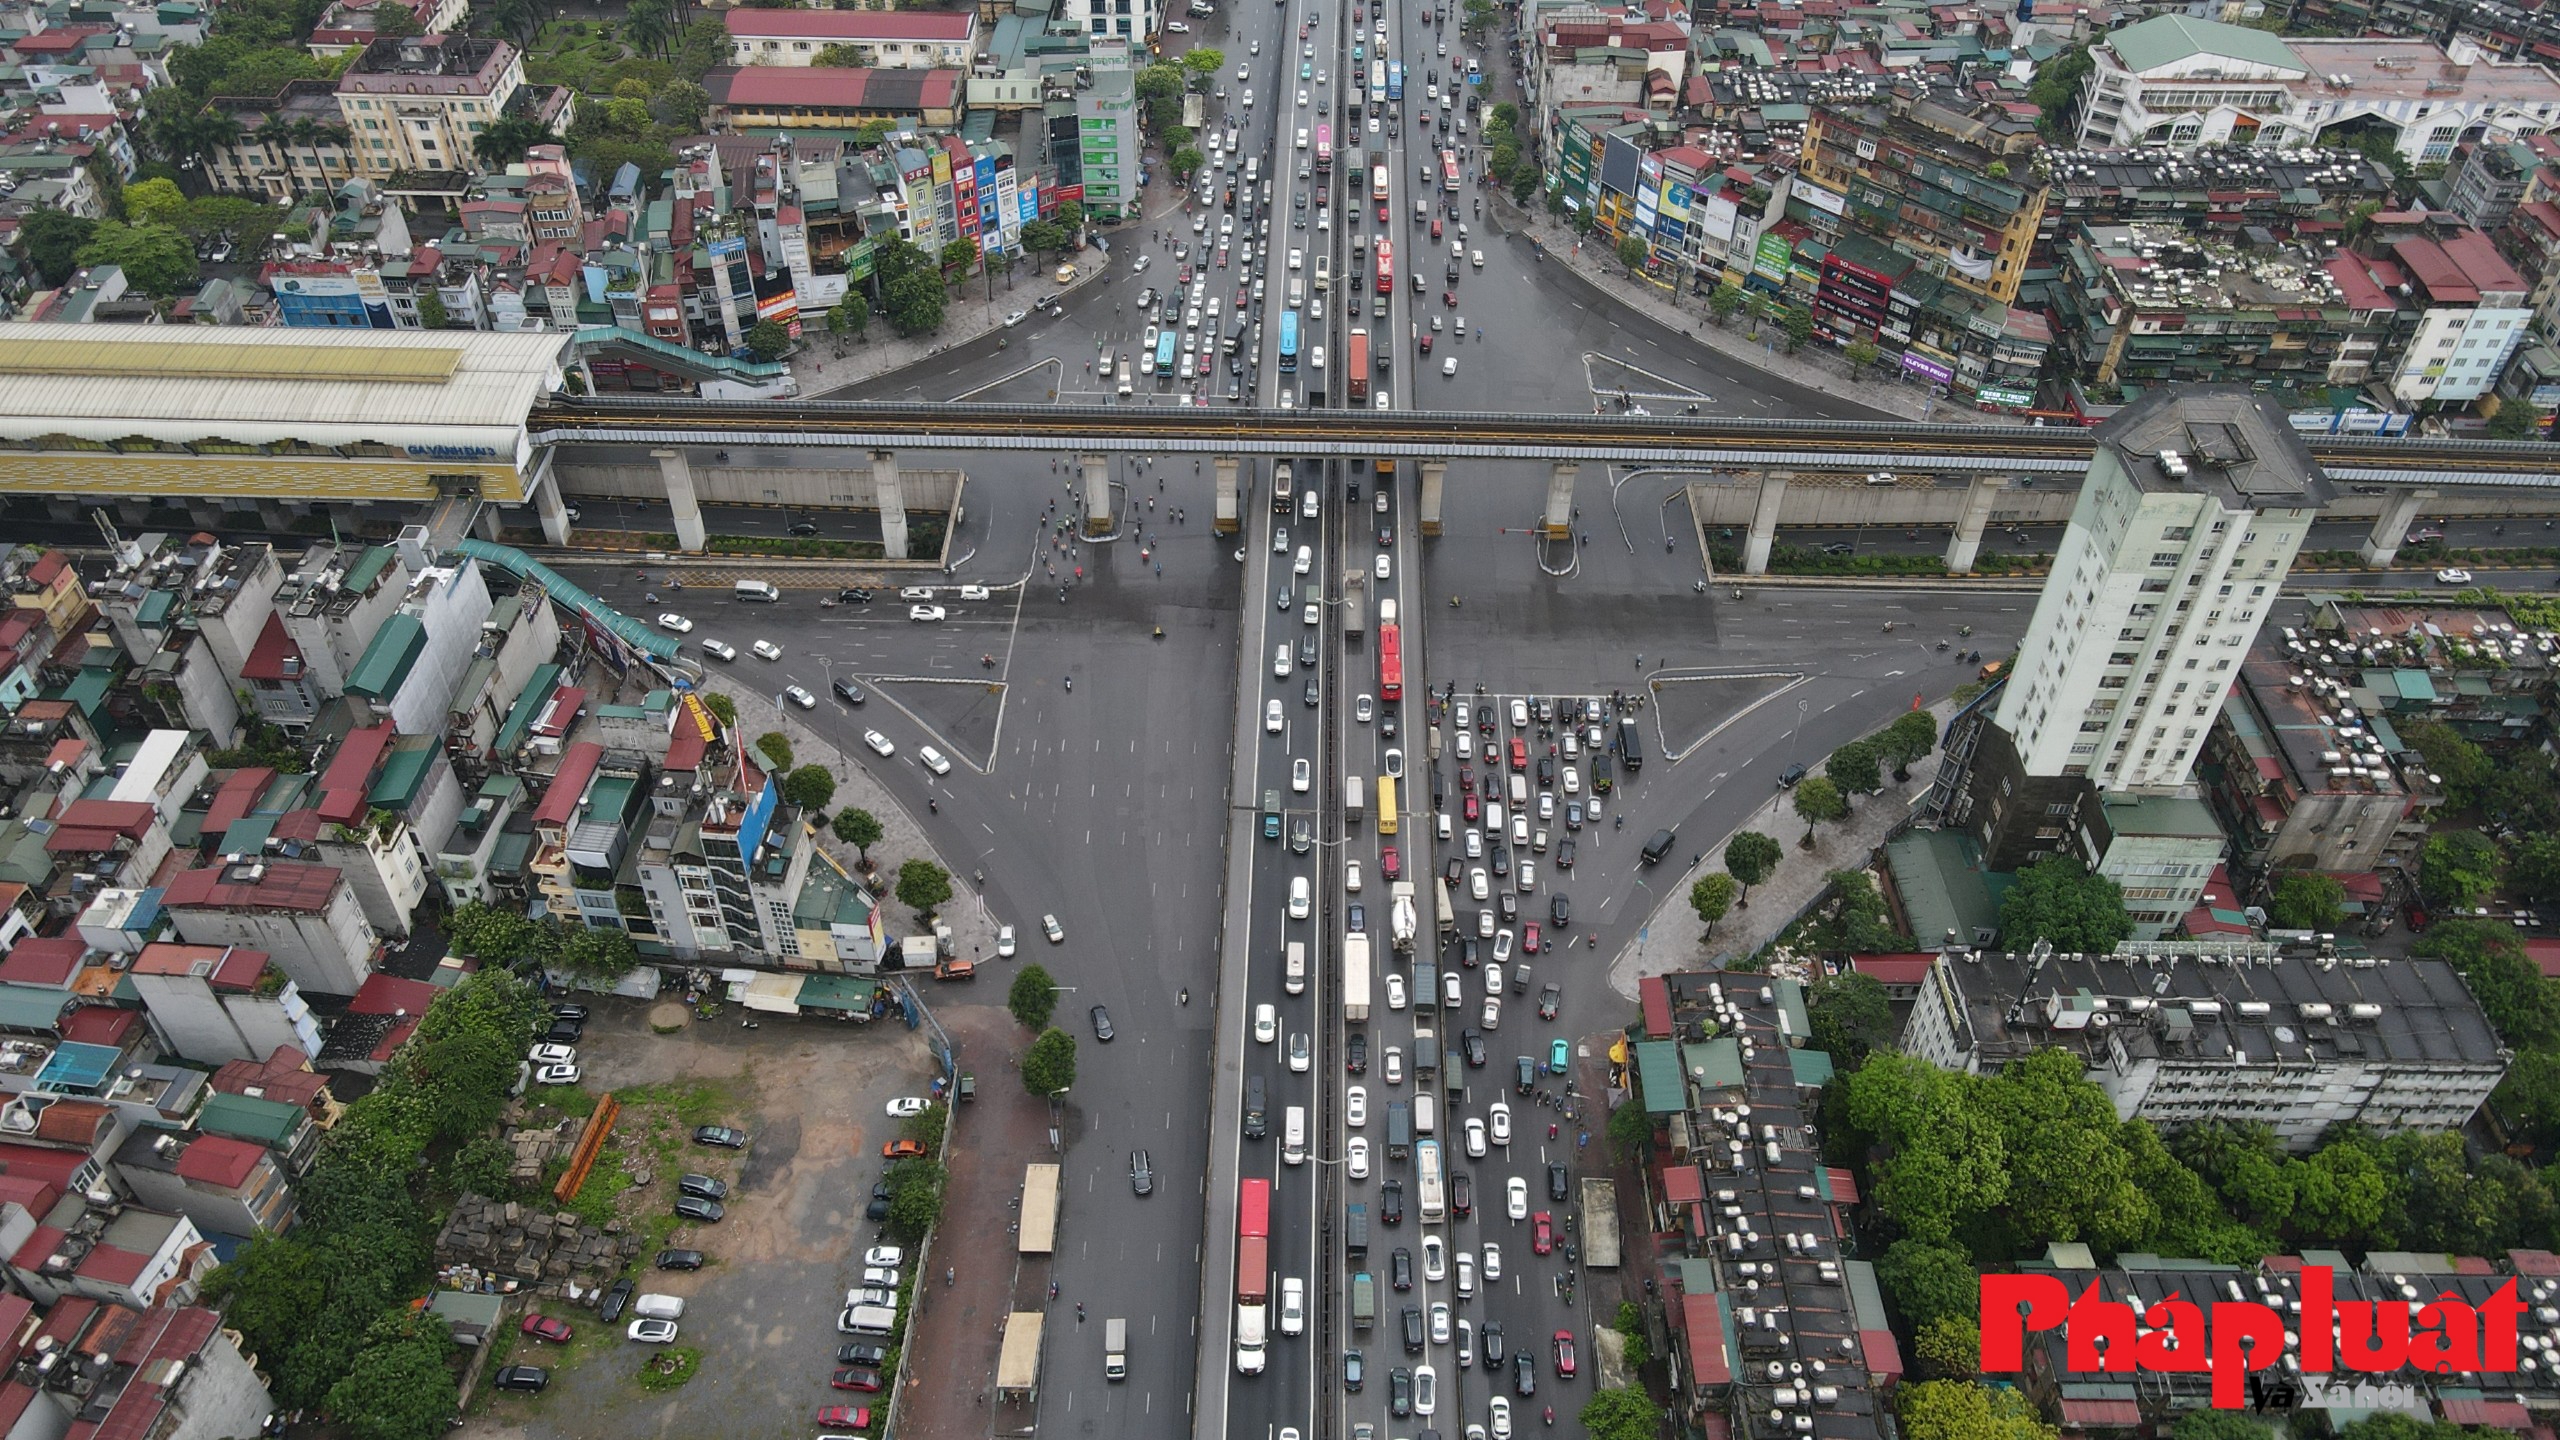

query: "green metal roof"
(454, 542), (680, 663)
(1631, 1038), (1689, 1114)
(1683, 1035), (1746, 1092)
(343, 545), (395, 592)
(137, 589), (175, 625)
(56, 666), (110, 716)
(494, 662), (563, 755)
(0, 983), (68, 1030)
(218, 815), (277, 855)
(1788, 1047), (1835, 1087)
(370, 739), (436, 808)
(346, 611), (426, 700)
(2105, 15), (2304, 75)
(197, 1091), (303, 1147)
(796, 975), (877, 1013)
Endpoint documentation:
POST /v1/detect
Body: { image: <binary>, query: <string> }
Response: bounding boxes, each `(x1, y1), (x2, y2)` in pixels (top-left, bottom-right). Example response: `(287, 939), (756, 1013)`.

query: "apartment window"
(2150, 552), (2181, 567)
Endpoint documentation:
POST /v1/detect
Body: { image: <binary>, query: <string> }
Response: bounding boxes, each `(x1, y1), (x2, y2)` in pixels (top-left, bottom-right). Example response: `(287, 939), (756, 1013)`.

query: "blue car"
(1549, 1038), (1571, 1074)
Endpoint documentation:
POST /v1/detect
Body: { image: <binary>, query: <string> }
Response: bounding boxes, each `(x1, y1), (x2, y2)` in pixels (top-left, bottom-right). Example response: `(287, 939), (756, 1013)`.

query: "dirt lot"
(463, 1000), (940, 1440)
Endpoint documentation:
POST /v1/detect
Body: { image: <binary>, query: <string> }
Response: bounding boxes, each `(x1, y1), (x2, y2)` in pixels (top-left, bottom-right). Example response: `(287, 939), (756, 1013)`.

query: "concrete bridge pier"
(1081, 453), (1115, 537)
(1215, 458), (1240, 534)
(2362, 488), (2436, 568)
(1419, 460), (1446, 537)
(653, 450), (708, 553)
(1742, 472), (1789, 574)
(871, 451), (909, 559)
(1946, 474), (2008, 574)
(1543, 462), (1578, 540)
(533, 466), (571, 548)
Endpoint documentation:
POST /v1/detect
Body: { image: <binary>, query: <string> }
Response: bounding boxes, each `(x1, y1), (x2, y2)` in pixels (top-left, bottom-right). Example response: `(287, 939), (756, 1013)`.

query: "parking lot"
(465, 1002), (942, 1440)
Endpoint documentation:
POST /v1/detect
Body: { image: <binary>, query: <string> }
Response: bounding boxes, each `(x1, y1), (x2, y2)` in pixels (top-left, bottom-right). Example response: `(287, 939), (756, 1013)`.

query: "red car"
(1509, 737), (1529, 771)
(1420, 333), (1434, 354)
(1463, 793), (1481, 823)
(1532, 1211), (1554, 1255)
(883, 1138), (926, 1159)
(1522, 922), (1541, 954)
(831, 1368), (886, 1392)
(1554, 1330), (1578, 1377)
(816, 1406), (873, 1428)
(519, 1314), (574, 1344)
(1381, 846), (1402, 880)
(1378, 204), (1391, 223)
(1458, 763), (1476, 793)
(1431, 219), (1444, 240)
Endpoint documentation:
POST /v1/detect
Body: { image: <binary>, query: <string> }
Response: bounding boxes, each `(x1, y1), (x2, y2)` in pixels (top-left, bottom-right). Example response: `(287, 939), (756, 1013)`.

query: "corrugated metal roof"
(345, 612), (426, 699)
(0, 334), (463, 383)
(455, 540), (681, 662)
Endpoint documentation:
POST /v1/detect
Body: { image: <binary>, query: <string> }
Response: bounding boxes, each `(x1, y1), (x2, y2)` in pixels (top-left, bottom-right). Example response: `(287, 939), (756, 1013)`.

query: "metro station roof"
(0, 324), (569, 449)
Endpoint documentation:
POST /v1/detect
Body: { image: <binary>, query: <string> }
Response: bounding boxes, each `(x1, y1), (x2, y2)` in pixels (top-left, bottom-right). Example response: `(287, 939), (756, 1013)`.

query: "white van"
(1312, 345), (1327, 371)
(1117, 359), (1134, 397)
(1380, 598), (1398, 626)
(1508, 772), (1529, 808)
(1285, 939), (1307, 996)
(1315, 255), (1332, 290)
(1296, 127), (1309, 149)
(841, 1304), (899, 1337)
(1413, 1093), (1437, 1136)
(1284, 1105), (1307, 1165)
(634, 1293), (687, 1321)
(734, 580), (780, 603)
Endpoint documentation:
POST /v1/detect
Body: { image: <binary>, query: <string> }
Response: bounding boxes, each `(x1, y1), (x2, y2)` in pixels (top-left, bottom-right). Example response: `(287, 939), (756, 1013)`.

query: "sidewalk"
(1604, 699), (1956, 1000)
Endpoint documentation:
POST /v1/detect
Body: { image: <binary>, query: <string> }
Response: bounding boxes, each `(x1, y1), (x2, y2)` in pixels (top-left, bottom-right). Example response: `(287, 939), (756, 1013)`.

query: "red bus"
(1441, 149), (1461, 193)
(1315, 124), (1333, 173)
(1378, 622), (1403, 702)
(1375, 239), (1394, 296)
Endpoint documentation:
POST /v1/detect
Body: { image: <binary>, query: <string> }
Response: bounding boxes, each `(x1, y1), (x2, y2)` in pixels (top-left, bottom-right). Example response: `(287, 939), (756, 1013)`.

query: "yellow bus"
(1376, 774), (1398, 835)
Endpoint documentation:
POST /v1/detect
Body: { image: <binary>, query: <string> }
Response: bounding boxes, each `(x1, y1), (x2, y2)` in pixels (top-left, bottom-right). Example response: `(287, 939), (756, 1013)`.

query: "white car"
(1296, 544), (1314, 575)
(957, 585), (990, 600)
(657, 613), (694, 634)
(1236, 63), (1250, 79)
(529, 1043), (576, 1064)
(1465, 830), (1483, 860)
(909, 605), (947, 622)
(700, 639), (736, 661)
(1281, 1277), (1306, 1336)
(628, 1318), (679, 1344)
(1415, 1363), (1439, 1415)
(1288, 875), (1310, 919)
(1489, 1100), (1512, 1146)
(1486, 962), (1504, 997)
(1376, 553), (1391, 581)
(919, 746), (952, 776)
(1348, 1135), (1371, 1178)
(1289, 1031), (1310, 1072)
(996, 926), (1017, 958)
(1276, 645), (1293, 678)
(866, 1245), (904, 1269)
(1481, 1242), (1502, 1281)
(1493, 928), (1514, 963)
(885, 1097), (929, 1118)
(1442, 355), (1458, 377)
(1507, 1176), (1529, 1220)
(1296, 88), (1309, 106)
(1472, 249), (1485, 269)
(1385, 973), (1408, 1010)
(1470, 867), (1490, 901)
(1455, 1252), (1475, 1298)
(1293, 757), (1312, 792)
(1042, 913), (1065, 943)
(1004, 308), (1028, 326)
(2436, 568), (2474, 584)
(863, 730), (896, 757)
(1483, 995), (1503, 1030)
(1561, 764), (1581, 795)
(783, 684), (816, 709)
(1289, 247), (1304, 271)
(1346, 860), (1363, 893)
(1490, 1396), (1514, 1440)
(751, 639), (782, 661)
(1255, 1003), (1278, 1042)
(1510, 699), (1530, 728)
(1429, 1305), (1450, 1346)
(1384, 748), (1404, 779)
(1267, 699), (1286, 733)
(1423, 1235), (1446, 1282)
(1478, 908), (1496, 939)
(1464, 1116), (1488, 1157)
(1518, 859), (1537, 892)
(1304, 602), (1321, 627)
(535, 1062), (580, 1085)
(1383, 1046), (1404, 1084)
(1348, 1085), (1368, 1127)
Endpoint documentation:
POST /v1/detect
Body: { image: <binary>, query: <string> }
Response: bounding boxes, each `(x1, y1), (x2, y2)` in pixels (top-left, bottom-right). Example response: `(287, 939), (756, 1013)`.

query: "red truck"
(1347, 328), (1372, 404)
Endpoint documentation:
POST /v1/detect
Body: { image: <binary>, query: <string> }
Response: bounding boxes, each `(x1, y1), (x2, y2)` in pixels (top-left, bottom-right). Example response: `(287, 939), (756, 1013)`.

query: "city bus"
(1375, 238), (1394, 295)
(1315, 123), (1333, 173)
(1388, 61), (1404, 101)
(1155, 328), (1178, 376)
(1377, 621), (1402, 702)
(1377, 774), (1398, 836)
(1441, 148), (1461, 192)
(1372, 161), (1390, 203)
(1415, 1138), (1445, 1222)
(1370, 60), (1387, 106)
(1279, 309), (1300, 372)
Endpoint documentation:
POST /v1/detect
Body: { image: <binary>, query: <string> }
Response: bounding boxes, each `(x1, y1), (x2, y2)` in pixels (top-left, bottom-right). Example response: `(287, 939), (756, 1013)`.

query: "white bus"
(1415, 1138), (1446, 1222)
(1343, 933), (1371, 1020)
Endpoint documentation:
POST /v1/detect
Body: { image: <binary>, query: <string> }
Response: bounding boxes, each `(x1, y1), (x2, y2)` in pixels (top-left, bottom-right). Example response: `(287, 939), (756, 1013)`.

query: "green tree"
(1844, 337), (1881, 376)
(1690, 873), (1736, 934)
(554, 923), (640, 983)
(414, 290), (448, 330)
(2266, 870), (2347, 931)
(1160, 124), (1193, 153)
(1914, 1314), (1981, 1379)
(2170, 1410), (2278, 1440)
(2398, 718), (2492, 808)
(883, 1156), (946, 1237)
(2026, 43), (2092, 139)
(940, 234), (980, 282)
(672, 19), (729, 80)
(897, 858), (954, 916)
(831, 807), (883, 858)
(1488, 143), (1520, 183)
(1780, 304), (1816, 353)
(744, 319), (791, 362)
(650, 77), (710, 130)
(1997, 855), (2133, 953)
(814, 42), (869, 66)
(1511, 169), (1538, 207)
(1824, 738), (1882, 796)
(754, 732), (793, 772)
(622, 0), (670, 57)
(700, 692), (737, 727)
(2489, 403), (2546, 439)
(1878, 1238), (1977, 1329)
(1022, 1026), (1078, 1094)
(2417, 918), (2560, 1049)
(885, 269), (946, 336)
(1901, 1380), (2060, 1440)
(2512, 833), (2560, 903)
(828, 293), (870, 339)
(1723, 831), (1782, 904)
(1020, 219), (1070, 253)
(1578, 1386), (1660, 1440)
(442, 1134), (514, 1199)
(2420, 829), (2504, 908)
(1879, 709), (1939, 780)
(1791, 776), (1846, 845)
(1807, 971), (1895, 1066)
(445, 901), (545, 965)
(1605, 1096), (1653, 1162)
(1178, 48), (1224, 83)
(1614, 234), (1649, 274)
(781, 763), (836, 812)
(472, 113), (555, 169)
(1171, 145), (1206, 180)
(323, 1311), (456, 1440)
(1811, 869), (1905, 955)
(1135, 61), (1185, 121)
(75, 220), (197, 297)
(1009, 964), (1060, 1029)
(121, 175), (187, 226)
(19, 208), (95, 285)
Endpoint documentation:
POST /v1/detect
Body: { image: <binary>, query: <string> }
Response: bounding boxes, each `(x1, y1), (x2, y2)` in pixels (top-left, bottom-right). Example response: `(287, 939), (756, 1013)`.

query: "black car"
(693, 1125), (747, 1149)
(1549, 1161), (1570, 1200)
(1517, 1056), (1538, 1093)
(1539, 984), (1563, 1021)
(839, 1343), (890, 1367)
(1551, 893), (1572, 926)
(544, 1016), (584, 1044)
(1091, 1005), (1115, 1042)
(1458, 763), (1475, 794)
(1344, 1348), (1366, 1392)
(838, 588), (872, 604)
(1514, 1351), (1538, 1396)
(1489, 842), (1509, 877)
(1347, 1031), (1369, 1073)
(789, 521), (820, 537)
(1276, 582), (1295, 611)
(1380, 1178), (1405, 1225)
(1442, 856), (1464, 887)
(1304, 676), (1321, 707)
(1130, 1148), (1154, 1195)
(491, 1366), (550, 1393)
(1379, 522), (1394, 546)
(833, 678), (867, 705)
(1537, 756), (1556, 786)
(1299, 636), (1318, 667)
(1430, 766), (1445, 807)
(865, 1181), (894, 1221)
(674, 1195), (725, 1222)
(1498, 892), (1519, 924)
(1347, 902), (1366, 933)
(1777, 760), (1807, 788)
(598, 1278), (634, 1323)
(551, 1004), (589, 1024)
(656, 1248), (705, 1270)
(1591, 756), (1615, 793)
(1461, 1028), (1487, 1067)
(1450, 1171), (1473, 1217)
(1391, 1246), (1413, 1290)
(1482, 1320), (1505, 1370)
(1459, 936), (1480, 968)
(1390, 1366), (1414, 1416)
(1403, 1306), (1427, 1354)
(1556, 838), (1577, 869)
(677, 1173), (729, 1200)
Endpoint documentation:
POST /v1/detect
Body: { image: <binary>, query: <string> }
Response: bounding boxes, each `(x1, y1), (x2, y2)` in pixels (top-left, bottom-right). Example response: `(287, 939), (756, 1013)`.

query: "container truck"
(1343, 933), (1372, 1021)
(1347, 328), (1371, 403)
(1237, 1178), (1271, 1374)
(1105, 1317), (1129, 1379)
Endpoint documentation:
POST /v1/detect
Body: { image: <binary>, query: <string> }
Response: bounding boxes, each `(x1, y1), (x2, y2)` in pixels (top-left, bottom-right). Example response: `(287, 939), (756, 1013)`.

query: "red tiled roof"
(202, 768), (274, 835)
(1850, 953), (1934, 986)
(82, 1309), (223, 1440)
(162, 861), (344, 914)
(2440, 1399), (2531, 1428)
(132, 942), (269, 991)
(58, 1008), (136, 1048)
(533, 743), (603, 828)
(2438, 228), (2527, 295)
(239, 613), (303, 683)
(26, 553), (69, 588)
(1660, 1164), (1704, 1203)
(715, 66), (961, 110)
(1639, 975), (1672, 1039)
(1826, 1165), (1861, 1205)
(173, 1135), (263, 1189)
(723, 8), (970, 38)
(30, 1100), (111, 1149)
(1680, 1292), (1731, 1384)
(1859, 1326), (1904, 1380)
(665, 721), (708, 774)
(52, 800), (155, 842)
(0, 936), (83, 988)
(317, 723), (392, 826)
(210, 1046), (327, 1109)
(2508, 1248), (2560, 1275)
(0, 1175), (60, 1218)
(8, 1225), (64, 1273)
(2325, 253), (2396, 311)
(72, 1244), (146, 1286)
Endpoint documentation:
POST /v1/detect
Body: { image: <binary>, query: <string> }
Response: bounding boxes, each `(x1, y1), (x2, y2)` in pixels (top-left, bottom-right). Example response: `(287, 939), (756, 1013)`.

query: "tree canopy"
(1009, 964), (1060, 1029)
(1023, 1027), (1078, 1094)
(1723, 831), (1782, 900)
(897, 859), (953, 916)
(1997, 855), (2132, 953)
(1806, 971), (1895, 1067)
(2266, 871), (2346, 931)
